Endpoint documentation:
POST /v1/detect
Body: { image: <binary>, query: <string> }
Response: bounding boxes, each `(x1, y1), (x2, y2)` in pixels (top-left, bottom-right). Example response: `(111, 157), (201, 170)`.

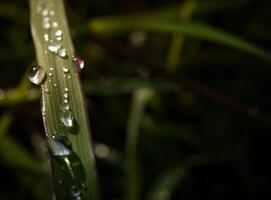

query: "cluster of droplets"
(48, 135), (86, 199)
(37, 2), (67, 58)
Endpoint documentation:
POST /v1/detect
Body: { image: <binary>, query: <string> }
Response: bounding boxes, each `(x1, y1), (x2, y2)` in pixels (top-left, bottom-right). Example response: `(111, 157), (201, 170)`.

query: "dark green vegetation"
(1, 0), (271, 199)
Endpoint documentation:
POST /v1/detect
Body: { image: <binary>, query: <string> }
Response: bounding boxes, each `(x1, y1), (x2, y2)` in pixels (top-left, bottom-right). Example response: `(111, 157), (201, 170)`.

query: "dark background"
(1, 0), (271, 199)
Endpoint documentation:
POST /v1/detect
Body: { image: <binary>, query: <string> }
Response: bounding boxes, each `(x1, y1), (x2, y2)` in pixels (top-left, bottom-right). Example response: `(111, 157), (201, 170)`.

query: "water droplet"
(71, 185), (81, 197)
(52, 22), (59, 28)
(55, 30), (63, 41)
(48, 135), (72, 156)
(60, 103), (70, 111)
(58, 48), (67, 58)
(72, 57), (84, 73)
(29, 66), (46, 85)
(44, 34), (49, 42)
(48, 44), (61, 53)
(50, 67), (53, 71)
(64, 88), (69, 92)
(49, 72), (53, 77)
(43, 17), (50, 23)
(44, 87), (50, 94)
(55, 30), (63, 36)
(42, 9), (49, 16)
(63, 66), (69, 73)
(54, 83), (58, 87)
(60, 110), (74, 127)
(43, 22), (51, 29)
(64, 99), (68, 104)
(67, 75), (71, 79)
(63, 93), (68, 99)
(49, 10), (55, 16)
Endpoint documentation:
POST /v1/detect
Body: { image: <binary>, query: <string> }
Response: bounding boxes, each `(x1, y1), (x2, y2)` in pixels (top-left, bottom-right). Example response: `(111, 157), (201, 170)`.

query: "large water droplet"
(29, 66), (46, 85)
(72, 57), (84, 73)
(60, 110), (74, 127)
(48, 135), (72, 156)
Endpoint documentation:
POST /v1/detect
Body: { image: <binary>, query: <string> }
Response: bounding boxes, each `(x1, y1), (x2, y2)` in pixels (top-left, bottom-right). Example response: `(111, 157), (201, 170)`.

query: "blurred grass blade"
(147, 167), (188, 200)
(90, 19), (271, 62)
(30, 0), (98, 199)
(165, 0), (197, 74)
(126, 88), (154, 200)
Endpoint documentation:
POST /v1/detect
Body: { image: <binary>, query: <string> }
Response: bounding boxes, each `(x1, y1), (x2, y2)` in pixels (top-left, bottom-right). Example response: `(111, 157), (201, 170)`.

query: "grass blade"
(29, 0), (98, 199)
(90, 18), (271, 62)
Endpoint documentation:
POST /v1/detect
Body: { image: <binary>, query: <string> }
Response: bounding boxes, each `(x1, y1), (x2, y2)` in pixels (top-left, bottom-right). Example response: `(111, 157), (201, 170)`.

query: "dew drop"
(42, 9), (49, 16)
(48, 72), (53, 77)
(48, 45), (61, 53)
(43, 22), (51, 29)
(52, 22), (59, 28)
(71, 185), (81, 198)
(55, 30), (63, 41)
(54, 83), (58, 87)
(67, 75), (71, 79)
(64, 99), (68, 104)
(58, 48), (67, 58)
(48, 135), (72, 156)
(60, 103), (70, 111)
(44, 34), (49, 42)
(72, 57), (84, 73)
(64, 88), (69, 92)
(49, 10), (55, 16)
(63, 93), (68, 99)
(29, 66), (46, 85)
(63, 66), (69, 73)
(50, 67), (53, 71)
(44, 87), (50, 94)
(60, 110), (74, 127)
(55, 30), (63, 37)
(43, 17), (50, 23)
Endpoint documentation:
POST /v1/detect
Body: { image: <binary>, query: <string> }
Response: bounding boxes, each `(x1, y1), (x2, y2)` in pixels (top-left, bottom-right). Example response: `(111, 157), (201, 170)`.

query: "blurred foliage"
(1, 0), (271, 199)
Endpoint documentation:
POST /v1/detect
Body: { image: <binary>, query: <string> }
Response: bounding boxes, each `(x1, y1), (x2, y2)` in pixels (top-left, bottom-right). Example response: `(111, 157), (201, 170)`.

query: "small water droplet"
(42, 9), (49, 16)
(48, 44), (61, 53)
(49, 72), (53, 77)
(44, 87), (50, 94)
(72, 57), (84, 73)
(58, 48), (67, 58)
(63, 93), (68, 99)
(29, 66), (46, 85)
(55, 30), (63, 37)
(52, 22), (58, 28)
(64, 88), (69, 92)
(63, 66), (69, 73)
(43, 22), (51, 29)
(43, 16), (50, 23)
(55, 30), (63, 41)
(60, 103), (70, 111)
(48, 135), (72, 156)
(54, 83), (58, 87)
(71, 185), (81, 197)
(67, 75), (71, 79)
(50, 67), (54, 71)
(49, 10), (55, 16)
(64, 99), (68, 104)
(44, 34), (49, 42)
(60, 110), (74, 127)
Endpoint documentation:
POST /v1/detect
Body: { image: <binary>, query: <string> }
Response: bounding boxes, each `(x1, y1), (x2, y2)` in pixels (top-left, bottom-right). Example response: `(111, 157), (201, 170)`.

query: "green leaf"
(29, 0), (98, 199)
